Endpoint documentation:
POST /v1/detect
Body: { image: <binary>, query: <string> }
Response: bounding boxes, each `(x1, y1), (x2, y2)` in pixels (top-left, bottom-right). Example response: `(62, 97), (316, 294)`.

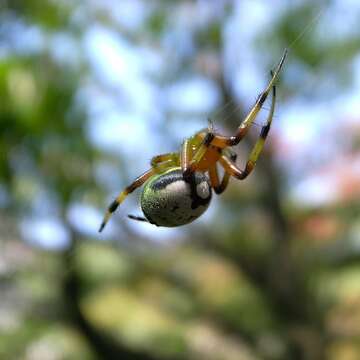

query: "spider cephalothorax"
(99, 50), (287, 232)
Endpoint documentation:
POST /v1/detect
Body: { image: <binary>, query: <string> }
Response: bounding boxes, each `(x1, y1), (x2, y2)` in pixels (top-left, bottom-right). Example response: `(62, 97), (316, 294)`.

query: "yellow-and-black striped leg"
(209, 164), (231, 194)
(181, 132), (215, 179)
(218, 155), (247, 180)
(128, 214), (149, 223)
(243, 71), (276, 174)
(208, 152), (237, 194)
(151, 152), (180, 172)
(218, 81), (276, 180)
(212, 49), (287, 148)
(98, 168), (155, 232)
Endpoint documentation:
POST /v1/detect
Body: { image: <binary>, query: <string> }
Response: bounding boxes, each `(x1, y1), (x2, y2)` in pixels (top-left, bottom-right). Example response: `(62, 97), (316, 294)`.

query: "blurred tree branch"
(203, 71), (328, 359)
(63, 228), (183, 360)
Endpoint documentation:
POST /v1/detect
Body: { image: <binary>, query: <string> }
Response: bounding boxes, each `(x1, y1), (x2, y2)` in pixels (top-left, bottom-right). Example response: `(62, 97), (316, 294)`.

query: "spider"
(99, 49), (287, 232)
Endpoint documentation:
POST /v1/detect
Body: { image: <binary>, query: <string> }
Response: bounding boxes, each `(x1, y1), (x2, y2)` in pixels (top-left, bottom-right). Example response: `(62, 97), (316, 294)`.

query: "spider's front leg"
(211, 49), (287, 149)
(219, 77), (277, 180)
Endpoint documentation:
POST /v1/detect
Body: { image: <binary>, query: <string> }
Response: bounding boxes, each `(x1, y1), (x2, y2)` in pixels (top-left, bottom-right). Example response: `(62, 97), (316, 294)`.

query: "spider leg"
(128, 214), (149, 223)
(181, 131), (214, 178)
(99, 168), (155, 232)
(180, 138), (193, 176)
(218, 82), (276, 180)
(151, 152), (180, 172)
(218, 155), (247, 180)
(211, 49), (287, 148)
(209, 165), (230, 194)
(244, 71), (276, 172)
(209, 151), (237, 194)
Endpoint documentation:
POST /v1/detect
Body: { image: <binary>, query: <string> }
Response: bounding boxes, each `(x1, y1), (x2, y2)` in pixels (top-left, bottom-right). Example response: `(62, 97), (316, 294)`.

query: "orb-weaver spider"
(99, 49), (287, 232)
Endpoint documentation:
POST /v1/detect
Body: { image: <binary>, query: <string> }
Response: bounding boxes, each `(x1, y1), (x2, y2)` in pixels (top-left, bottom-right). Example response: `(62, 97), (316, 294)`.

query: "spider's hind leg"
(99, 169), (155, 232)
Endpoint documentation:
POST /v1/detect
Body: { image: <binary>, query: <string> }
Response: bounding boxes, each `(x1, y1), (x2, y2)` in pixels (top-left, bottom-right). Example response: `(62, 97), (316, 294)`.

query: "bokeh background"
(1, 0), (360, 359)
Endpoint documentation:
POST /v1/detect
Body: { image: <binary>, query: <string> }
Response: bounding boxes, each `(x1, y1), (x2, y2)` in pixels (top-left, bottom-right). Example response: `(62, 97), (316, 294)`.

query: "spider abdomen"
(141, 167), (212, 227)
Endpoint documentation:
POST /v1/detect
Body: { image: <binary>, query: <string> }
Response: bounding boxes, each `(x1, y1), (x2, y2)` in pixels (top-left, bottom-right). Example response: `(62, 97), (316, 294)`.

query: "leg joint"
(203, 132), (215, 146)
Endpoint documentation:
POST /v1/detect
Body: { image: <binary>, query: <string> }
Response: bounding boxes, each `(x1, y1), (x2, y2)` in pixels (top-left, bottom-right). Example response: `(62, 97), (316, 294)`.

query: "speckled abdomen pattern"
(141, 168), (212, 227)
